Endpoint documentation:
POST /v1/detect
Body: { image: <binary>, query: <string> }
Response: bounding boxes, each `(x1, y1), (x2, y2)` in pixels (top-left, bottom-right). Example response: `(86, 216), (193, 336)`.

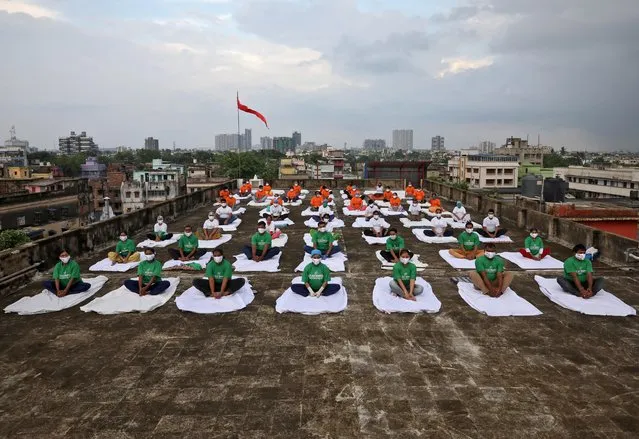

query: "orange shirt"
(390, 197), (401, 207)
(348, 188), (357, 197)
(320, 188), (330, 199)
(271, 198), (283, 206)
(219, 189), (230, 199)
(240, 183), (252, 194)
(225, 196), (237, 207)
(263, 184), (272, 194)
(383, 190), (393, 201)
(414, 190), (425, 201)
(345, 185), (352, 194)
(430, 198), (441, 207)
(287, 189), (297, 200)
(293, 184), (302, 195)
(350, 197), (363, 209)
(255, 190), (267, 199)
(310, 195), (323, 208)
(405, 186), (415, 197)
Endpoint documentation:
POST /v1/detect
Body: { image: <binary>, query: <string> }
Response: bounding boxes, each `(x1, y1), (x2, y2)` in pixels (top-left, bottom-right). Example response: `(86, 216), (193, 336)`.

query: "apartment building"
(554, 166), (639, 198)
(448, 154), (519, 189)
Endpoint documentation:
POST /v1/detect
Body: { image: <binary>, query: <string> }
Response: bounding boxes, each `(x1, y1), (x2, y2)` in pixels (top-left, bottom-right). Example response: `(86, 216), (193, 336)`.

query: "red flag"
(237, 94), (268, 128)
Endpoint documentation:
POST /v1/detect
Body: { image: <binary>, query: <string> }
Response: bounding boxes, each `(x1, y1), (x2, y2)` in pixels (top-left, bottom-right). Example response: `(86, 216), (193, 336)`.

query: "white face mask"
(488, 214), (494, 219)
(436, 214), (442, 218)
(575, 253), (586, 261)
(157, 220), (163, 224)
(530, 233), (538, 239)
(213, 256), (224, 263)
(221, 204), (227, 208)
(373, 215), (379, 220)
(390, 235), (397, 240)
(185, 232), (192, 237)
(120, 236), (127, 241)
(60, 256), (70, 264)
(144, 254), (155, 261)
(258, 228), (266, 234)
(312, 258), (321, 265)
(400, 257), (410, 265)
(466, 228), (474, 234)
(485, 252), (496, 259)
(209, 215), (215, 220)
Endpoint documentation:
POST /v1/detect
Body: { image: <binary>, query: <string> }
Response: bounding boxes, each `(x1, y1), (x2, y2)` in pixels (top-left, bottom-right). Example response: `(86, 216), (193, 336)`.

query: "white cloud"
(0, 0), (59, 19)
(437, 56), (494, 78)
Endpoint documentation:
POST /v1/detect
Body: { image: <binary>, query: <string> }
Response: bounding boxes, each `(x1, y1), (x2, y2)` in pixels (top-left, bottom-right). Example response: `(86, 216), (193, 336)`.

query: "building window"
(17, 216), (26, 226)
(126, 191), (131, 197)
(486, 179), (495, 185)
(34, 211), (42, 225)
(486, 169), (496, 175)
(134, 191), (140, 198)
(497, 169), (503, 174)
(497, 179), (502, 185)
(504, 169), (513, 175)
(504, 179), (513, 185)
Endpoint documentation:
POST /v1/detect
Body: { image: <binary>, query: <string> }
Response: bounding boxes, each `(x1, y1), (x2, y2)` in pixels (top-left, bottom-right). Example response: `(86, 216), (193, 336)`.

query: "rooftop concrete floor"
(1, 196), (638, 438)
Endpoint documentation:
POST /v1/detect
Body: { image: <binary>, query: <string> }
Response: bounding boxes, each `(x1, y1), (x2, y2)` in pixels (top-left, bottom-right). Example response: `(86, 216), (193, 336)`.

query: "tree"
(543, 152), (568, 168)
(560, 146), (567, 155)
(219, 152), (264, 179)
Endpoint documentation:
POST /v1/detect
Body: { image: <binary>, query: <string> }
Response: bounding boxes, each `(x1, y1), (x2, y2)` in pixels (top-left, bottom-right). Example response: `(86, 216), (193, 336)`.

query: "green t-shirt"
(524, 236), (544, 256)
(302, 263), (331, 290)
(475, 255), (504, 281)
(178, 234), (199, 252)
(386, 236), (405, 253)
(563, 256), (593, 283)
(116, 239), (136, 257)
(313, 231), (333, 251)
(392, 262), (416, 283)
(137, 260), (162, 284)
(52, 260), (81, 289)
(251, 232), (272, 251)
(205, 259), (233, 283)
(458, 231), (480, 251)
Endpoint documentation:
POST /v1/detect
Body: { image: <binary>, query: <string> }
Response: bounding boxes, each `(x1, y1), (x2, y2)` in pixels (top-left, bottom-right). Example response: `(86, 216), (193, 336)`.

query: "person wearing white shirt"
(363, 213), (390, 237)
(146, 216), (173, 241)
(200, 212), (221, 240)
(263, 215), (282, 239)
(407, 199), (423, 221)
(479, 209), (508, 238)
(215, 202), (236, 225)
(267, 202), (288, 220)
(364, 199), (381, 219)
(424, 209), (453, 237)
(452, 201), (471, 223)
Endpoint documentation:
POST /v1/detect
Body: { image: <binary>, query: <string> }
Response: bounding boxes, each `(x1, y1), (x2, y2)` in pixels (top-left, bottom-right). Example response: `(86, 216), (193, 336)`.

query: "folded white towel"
(137, 234), (182, 248)
(4, 276), (109, 315)
(372, 277), (441, 314)
(362, 233), (389, 245)
(80, 278), (180, 315)
(258, 207), (291, 217)
(375, 251), (427, 270)
(438, 249), (477, 269)
(233, 253), (281, 272)
(283, 200), (303, 207)
(234, 208), (247, 215)
(457, 281), (542, 317)
(534, 276), (636, 316)
(162, 252), (212, 270)
(479, 235), (513, 243)
(380, 208), (406, 216)
(304, 219), (345, 229)
(274, 218), (295, 227)
(342, 207), (368, 216)
(275, 277), (347, 315)
(399, 217), (432, 228)
(89, 258), (139, 273)
(426, 210), (452, 218)
(353, 217), (390, 229)
(198, 234), (233, 249)
(219, 219), (242, 232)
(176, 278), (255, 314)
(301, 207), (319, 217)
(295, 252), (347, 272)
(271, 234), (289, 248)
(412, 229), (458, 244)
(247, 200), (271, 207)
(500, 252), (564, 270)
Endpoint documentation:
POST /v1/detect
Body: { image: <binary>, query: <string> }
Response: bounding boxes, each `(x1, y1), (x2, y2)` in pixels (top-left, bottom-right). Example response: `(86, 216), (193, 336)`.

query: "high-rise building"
(392, 130), (413, 150)
(0, 126), (29, 166)
(243, 129), (252, 152)
(260, 136), (273, 150)
(292, 131), (302, 148)
(494, 137), (552, 166)
(273, 137), (295, 153)
(215, 131), (253, 152)
(144, 137), (159, 151)
(431, 136), (445, 151)
(59, 131), (98, 155)
(478, 141), (495, 154)
(363, 139), (387, 151)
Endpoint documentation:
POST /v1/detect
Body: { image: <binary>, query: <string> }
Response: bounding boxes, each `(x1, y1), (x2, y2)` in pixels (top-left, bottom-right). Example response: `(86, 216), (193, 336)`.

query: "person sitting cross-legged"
(389, 193), (404, 212)
(405, 182), (415, 198)
(310, 191), (324, 211)
(348, 193), (365, 211)
(292, 250), (341, 297)
(147, 216), (173, 241)
(452, 201), (471, 223)
(407, 199), (423, 221)
(478, 209), (508, 238)
(199, 212), (221, 240)
(363, 213), (389, 237)
(266, 198), (288, 220)
(428, 193), (442, 213)
(108, 231), (140, 265)
(239, 180), (252, 197)
(390, 249), (424, 301)
(242, 221), (281, 262)
(414, 188), (426, 204)
(263, 214), (282, 239)
(168, 226), (206, 261)
(304, 221), (341, 257)
(371, 182), (385, 200)
(193, 249), (246, 299)
(381, 228), (413, 263)
(43, 250), (91, 297)
(469, 243), (513, 297)
(424, 208), (453, 237)
(285, 186), (299, 203)
(519, 228), (551, 260)
(216, 200), (237, 226)
(557, 244), (604, 299)
(253, 185), (268, 203)
(364, 199), (380, 219)
(312, 200), (335, 222)
(449, 222), (484, 259)
(124, 248), (170, 296)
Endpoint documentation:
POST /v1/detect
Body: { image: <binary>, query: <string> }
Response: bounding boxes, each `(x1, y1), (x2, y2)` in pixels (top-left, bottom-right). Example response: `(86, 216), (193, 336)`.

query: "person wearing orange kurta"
(389, 193), (403, 212)
(348, 194), (365, 211)
(263, 183), (272, 195)
(239, 181), (252, 196)
(293, 182), (302, 196)
(219, 187), (230, 200)
(254, 186), (268, 203)
(271, 196), (284, 206)
(405, 183), (415, 198)
(225, 195), (237, 208)
(383, 188), (393, 202)
(428, 193), (442, 213)
(310, 191), (324, 211)
(414, 188), (426, 203)
(320, 186), (330, 200)
(285, 187), (299, 202)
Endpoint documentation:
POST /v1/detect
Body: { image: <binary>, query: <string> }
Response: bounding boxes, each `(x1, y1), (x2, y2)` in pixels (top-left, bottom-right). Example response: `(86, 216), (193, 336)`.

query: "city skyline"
(1, 1), (638, 151)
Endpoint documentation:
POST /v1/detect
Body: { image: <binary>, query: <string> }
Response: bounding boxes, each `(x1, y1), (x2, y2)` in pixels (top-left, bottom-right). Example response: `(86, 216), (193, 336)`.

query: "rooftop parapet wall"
(423, 180), (639, 267)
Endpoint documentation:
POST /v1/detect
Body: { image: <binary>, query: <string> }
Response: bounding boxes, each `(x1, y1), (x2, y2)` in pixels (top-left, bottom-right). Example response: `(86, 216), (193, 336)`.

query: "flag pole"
(237, 91), (241, 180)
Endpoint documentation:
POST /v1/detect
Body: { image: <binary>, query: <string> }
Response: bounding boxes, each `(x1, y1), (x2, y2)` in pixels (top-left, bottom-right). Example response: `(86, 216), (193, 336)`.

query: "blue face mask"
(456, 202), (462, 208)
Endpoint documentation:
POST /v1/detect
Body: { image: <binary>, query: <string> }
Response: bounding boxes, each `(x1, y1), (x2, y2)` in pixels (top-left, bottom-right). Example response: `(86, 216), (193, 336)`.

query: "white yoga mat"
(426, 210), (452, 218)
(137, 234), (182, 248)
(197, 234), (233, 249)
(234, 208), (247, 215)
(500, 252), (564, 270)
(374, 201), (391, 208)
(247, 200), (271, 207)
(89, 258), (140, 273)
(175, 278), (255, 314)
(372, 277), (441, 314)
(380, 208), (406, 216)
(272, 234), (289, 248)
(400, 218), (432, 228)
(352, 217), (390, 229)
(447, 220), (482, 230)
(4, 276), (109, 315)
(295, 252), (347, 272)
(479, 235), (513, 243)
(457, 282), (542, 317)
(219, 218), (242, 232)
(342, 207), (367, 216)
(80, 278), (180, 315)
(412, 229), (458, 244)
(274, 218), (295, 227)
(365, 190), (406, 198)
(303, 233), (339, 247)
(283, 200), (303, 207)
(258, 207), (291, 217)
(438, 249), (477, 269)
(234, 194), (251, 201)
(375, 251), (428, 270)
(304, 219), (345, 229)
(301, 207), (319, 217)
(233, 253), (281, 272)
(362, 233), (389, 245)
(275, 277), (347, 315)
(162, 252), (212, 270)
(534, 276), (636, 316)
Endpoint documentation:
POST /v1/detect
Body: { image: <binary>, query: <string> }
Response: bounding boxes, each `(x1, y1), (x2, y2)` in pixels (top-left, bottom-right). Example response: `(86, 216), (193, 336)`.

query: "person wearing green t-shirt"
(449, 222), (484, 259)
(519, 228), (551, 260)
(124, 248), (170, 296)
(193, 249), (246, 298)
(108, 231), (140, 264)
(380, 228), (413, 263)
(169, 225), (206, 261)
(242, 221), (281, 261)
(43, 250), (91, 297)
(557, 244), (604, 298)
(389, 249), (424, 301)
(469, 243), (513, 297)
(304, 221), (341, 258)
(291, 250), (341, 297)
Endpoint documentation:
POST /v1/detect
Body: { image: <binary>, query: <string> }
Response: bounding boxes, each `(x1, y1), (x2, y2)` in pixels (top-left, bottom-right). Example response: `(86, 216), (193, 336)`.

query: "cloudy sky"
(1, 0), (638, 151)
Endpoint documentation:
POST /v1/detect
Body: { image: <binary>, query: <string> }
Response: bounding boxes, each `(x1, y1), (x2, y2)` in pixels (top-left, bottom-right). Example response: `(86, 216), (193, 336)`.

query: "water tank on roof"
(543, 177), (566, 203)
(521, 174), (542, 198)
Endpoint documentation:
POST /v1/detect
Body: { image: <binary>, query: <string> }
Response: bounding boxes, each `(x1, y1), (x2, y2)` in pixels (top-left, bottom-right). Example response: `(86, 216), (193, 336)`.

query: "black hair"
(465, 222), (474, 228)
(213, 248), (224, 256)
(184, 225), (192, 229)
(318, 221), (327, 227)
(399, 248), (411, 257)
(488, 209), (495, 214)
(530, 227), (538, 233)
(573, 244), (586, 253)
(388, 228), (398, 234)
(484, 243), (496, 251)
(144, 247), (155, 254)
